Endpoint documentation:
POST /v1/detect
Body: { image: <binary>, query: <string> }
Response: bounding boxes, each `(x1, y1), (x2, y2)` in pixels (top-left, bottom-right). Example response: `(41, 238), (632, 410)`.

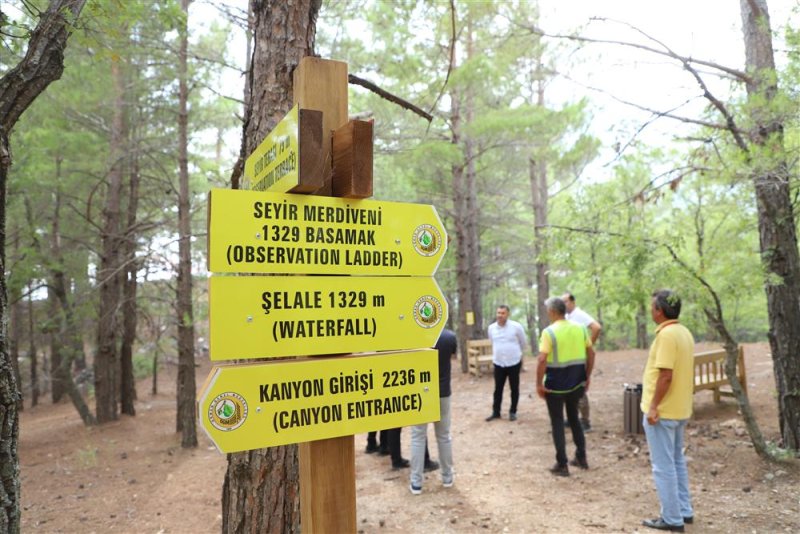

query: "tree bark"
(221, 1), (320, 531)
(740, 0), (800, 451)
(26, 291), (38, 408)
(0, 1), (88, 529)
(94, 43), (127, 424)
(9, 247), (23, 410)
(635, 300), (648, 349)
(588, 235), (604, 350)
(176, 0), (197, 447)
(119, 154), (140, 416)
(48, 283), (65, 403)
(450, 90), (474, 374)
(530, 156), (549, 335)
(464, 20), (484, 338)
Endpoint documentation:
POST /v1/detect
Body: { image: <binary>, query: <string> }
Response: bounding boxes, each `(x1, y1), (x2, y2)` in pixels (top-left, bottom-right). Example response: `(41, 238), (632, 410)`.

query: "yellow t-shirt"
(640, 320), (695, 419)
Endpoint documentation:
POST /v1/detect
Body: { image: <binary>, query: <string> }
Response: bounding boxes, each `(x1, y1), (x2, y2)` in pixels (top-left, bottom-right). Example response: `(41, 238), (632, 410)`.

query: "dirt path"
(21, 343), (800, 533)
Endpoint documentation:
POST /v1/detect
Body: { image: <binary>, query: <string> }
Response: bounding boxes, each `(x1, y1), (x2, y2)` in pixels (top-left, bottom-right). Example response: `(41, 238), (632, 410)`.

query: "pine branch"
(348, 73), (433, 122)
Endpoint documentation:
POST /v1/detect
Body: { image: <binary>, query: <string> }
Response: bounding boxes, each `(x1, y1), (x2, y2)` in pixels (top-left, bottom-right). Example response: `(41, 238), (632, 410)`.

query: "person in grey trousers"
(409, 328), (456, 494)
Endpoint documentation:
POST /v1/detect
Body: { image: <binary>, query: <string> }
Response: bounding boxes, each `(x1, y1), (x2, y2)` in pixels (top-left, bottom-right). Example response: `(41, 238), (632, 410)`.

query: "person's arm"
(588, 321), (602, 345)
(585, 346), (595, 391)
(536, 351), (548, 398)
(516, 324), (527, 354)
(647, 368), (673, 424)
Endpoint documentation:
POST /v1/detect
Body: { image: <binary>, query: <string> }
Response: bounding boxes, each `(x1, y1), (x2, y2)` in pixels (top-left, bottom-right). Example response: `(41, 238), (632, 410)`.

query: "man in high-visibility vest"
(536, 297), (595, 477)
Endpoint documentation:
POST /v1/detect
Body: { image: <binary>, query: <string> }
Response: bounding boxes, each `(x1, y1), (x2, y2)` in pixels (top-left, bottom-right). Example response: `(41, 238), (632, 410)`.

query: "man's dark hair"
(545, 297), (566, 316)
(497, 304), (510, 312)
(563, 292), (576, 303)
(652, 289), (681, 320)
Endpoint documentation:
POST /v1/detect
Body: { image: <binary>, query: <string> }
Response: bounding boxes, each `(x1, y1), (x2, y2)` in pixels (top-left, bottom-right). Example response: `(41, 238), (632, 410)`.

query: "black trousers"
(492, 362), (521, 416)
(545, 386), (586, 466)
(367, 430), (389, 451)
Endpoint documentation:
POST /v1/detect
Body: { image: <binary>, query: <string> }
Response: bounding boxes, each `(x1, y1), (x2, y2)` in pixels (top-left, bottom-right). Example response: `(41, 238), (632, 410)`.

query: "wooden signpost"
(241, 105), (324, 193)
(199, 350), (439, 453)
(207, 188), (447, 276)
(199, 57), (447, 533)
(209, 275), (446, 360)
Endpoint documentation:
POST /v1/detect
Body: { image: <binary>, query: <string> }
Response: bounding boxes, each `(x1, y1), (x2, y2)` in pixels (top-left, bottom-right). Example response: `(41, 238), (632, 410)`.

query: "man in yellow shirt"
(641, 290), (695, 533)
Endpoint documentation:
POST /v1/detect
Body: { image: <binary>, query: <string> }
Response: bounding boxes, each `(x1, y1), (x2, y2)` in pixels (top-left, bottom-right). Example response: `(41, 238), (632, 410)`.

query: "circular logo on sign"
(412, 224), (442, 257)
(208, 392), (248, 432)
(413, 295), (443, 329)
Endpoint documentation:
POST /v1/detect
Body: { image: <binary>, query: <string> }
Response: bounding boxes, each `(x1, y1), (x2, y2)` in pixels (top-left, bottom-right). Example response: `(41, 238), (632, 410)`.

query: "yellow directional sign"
(207, 188), (447, 276)
(243, 105), (300, 192)
(209, 275), (447, 360)
(198, 350), (440, 453)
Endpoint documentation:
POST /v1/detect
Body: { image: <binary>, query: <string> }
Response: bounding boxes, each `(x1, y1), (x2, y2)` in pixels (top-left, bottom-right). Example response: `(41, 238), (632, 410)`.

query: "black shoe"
(378, 448), (390, 456)
(365, 443), (380, 454)
(509, 413), (517, 421)
(549, 463), (569, 477)
(424, 460), (440, 472)
(392, 458), (410, 469)
(683, 517), (693, 524)
(642, 518), (684, 532)
(485, 413), (501, 422)
(569, 457), (589, 470)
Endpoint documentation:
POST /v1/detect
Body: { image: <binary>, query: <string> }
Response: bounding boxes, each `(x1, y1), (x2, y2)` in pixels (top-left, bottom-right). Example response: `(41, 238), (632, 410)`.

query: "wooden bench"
(467, 339), (493, 377)
(694, 347), (747, 403)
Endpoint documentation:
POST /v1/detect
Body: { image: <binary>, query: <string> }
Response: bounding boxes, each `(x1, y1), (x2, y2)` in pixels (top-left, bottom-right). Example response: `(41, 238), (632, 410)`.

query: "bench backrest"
(467, 339), (493, 356)
(693, 347), (746, 392)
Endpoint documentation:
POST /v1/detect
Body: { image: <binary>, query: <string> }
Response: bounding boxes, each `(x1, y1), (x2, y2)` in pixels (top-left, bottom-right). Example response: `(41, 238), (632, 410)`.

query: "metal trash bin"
(623, 383), (644, 435)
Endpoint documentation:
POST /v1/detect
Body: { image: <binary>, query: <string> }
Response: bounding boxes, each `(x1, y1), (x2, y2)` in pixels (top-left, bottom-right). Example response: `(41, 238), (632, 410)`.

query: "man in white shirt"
(486, 305), (528, 422)
(562, 292), (602, 432)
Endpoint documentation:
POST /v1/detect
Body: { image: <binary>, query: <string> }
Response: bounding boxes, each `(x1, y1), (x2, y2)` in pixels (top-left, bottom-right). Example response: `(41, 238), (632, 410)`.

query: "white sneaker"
(442, 474), (455, 488)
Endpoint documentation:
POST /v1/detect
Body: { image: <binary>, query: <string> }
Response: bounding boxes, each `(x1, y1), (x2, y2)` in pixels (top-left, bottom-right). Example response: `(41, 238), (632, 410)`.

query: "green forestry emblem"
(412, 224), (441, 257)
(208, 392), (248, 432)
(413, 295), (443, 329)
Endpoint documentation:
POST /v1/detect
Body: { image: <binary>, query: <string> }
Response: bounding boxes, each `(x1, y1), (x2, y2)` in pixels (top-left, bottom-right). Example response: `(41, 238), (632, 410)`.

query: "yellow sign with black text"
(198, 350), (440, 453)
(209, 275), (447, 360)
(207, 188), (447, 276)
(243, 105), (299, 192)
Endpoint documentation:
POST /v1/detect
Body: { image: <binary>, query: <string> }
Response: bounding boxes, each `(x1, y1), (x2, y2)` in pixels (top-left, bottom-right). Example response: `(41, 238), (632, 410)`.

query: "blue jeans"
(410, 396), (453, 488)
(643, 416), (694, 526)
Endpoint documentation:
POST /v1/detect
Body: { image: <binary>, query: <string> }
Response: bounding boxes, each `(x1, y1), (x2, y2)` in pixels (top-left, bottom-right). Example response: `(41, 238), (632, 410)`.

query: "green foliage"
(133, 353), (153, 380)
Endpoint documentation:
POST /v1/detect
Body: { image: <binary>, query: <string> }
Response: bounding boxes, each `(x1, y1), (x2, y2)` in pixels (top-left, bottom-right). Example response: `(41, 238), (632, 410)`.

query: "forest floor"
(20, 342), (800, 533)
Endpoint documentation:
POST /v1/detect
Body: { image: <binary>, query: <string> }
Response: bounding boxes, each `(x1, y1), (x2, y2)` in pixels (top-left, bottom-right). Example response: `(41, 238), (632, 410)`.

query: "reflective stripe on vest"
(544, 322), (587, 368)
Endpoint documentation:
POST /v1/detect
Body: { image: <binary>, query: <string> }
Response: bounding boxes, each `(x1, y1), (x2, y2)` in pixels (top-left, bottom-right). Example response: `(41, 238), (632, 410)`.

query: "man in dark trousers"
(486, 305), (527, 421)
(409, 328), (456, 494)
(536, 297), (594, 477)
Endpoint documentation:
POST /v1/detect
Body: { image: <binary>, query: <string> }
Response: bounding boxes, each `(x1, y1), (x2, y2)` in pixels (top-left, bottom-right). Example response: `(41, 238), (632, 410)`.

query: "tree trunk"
(635, 300), (648, 349)
(740, 0), (800, 451)
(530, 156), (549, 335)
(9, 226), (23, 411)
(26, 291), (38, 408)
(589, 235), (604, 350)
(0, 1), (88, 528)
(94, 45), (127, 424)
(450, 90), (474, 374)
(36, 185), (93, 424)
(119, 155), (140, 416)
(175, 0), (197, 447)
(464, 21), (483, 337)
(221, 1), (320, 531)
(48, 284), (65, 403)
